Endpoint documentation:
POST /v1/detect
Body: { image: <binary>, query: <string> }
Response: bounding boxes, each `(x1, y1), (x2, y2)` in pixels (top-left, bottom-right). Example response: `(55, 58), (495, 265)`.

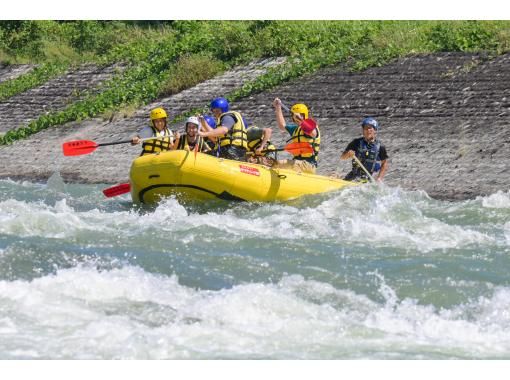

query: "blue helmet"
(204, 115), (216, 129)
(361, 117), (379, 130)
(210, 97), (229, 113)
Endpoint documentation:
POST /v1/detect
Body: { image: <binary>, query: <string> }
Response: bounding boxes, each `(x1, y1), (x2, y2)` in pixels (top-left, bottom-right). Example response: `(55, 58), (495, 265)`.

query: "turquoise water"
(0, 175), (509, 359)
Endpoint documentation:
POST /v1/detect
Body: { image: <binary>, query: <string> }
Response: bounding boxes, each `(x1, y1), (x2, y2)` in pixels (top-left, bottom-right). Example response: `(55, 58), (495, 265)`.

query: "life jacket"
(247, 135), (276, 155)
(141, 125), (173, 156)
(353, 138), (381, 174)
(177, 135), (210, 152)
(287, 124), (320, 165)
(218, 111), (248, 150)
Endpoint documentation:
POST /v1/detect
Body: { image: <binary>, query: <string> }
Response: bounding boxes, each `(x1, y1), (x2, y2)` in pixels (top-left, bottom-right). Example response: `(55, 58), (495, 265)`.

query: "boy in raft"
(272, 98), (320, 174)
(245, 125), (276, 166)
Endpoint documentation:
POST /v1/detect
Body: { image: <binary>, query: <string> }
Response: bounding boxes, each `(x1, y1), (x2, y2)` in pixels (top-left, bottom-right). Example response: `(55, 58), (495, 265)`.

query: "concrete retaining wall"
(0, 53), (508, 200)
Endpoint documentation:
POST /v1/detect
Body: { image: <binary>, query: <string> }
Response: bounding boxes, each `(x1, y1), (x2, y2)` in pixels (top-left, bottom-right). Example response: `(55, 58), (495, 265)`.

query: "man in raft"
(272, 98), (320, 174)
(198, 97), (248, 161)
(340, 117), (389, 182)
(131, 107), (179, 156)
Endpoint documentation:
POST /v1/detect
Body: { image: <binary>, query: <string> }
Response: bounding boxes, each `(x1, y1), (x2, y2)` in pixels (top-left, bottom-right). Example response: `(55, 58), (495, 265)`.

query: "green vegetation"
(0, 20), (509, 145)
(0, 62), (68, 101)
(159, 54), (225, 96)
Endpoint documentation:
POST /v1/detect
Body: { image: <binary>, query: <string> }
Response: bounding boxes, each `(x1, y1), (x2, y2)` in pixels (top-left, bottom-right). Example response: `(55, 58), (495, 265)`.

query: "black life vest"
(353, 138), (381, 174)
(177, 135), (210, 152)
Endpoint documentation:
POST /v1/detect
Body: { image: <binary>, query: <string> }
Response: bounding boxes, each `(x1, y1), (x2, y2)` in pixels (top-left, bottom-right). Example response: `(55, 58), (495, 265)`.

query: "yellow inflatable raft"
(129, 150), (357, 204)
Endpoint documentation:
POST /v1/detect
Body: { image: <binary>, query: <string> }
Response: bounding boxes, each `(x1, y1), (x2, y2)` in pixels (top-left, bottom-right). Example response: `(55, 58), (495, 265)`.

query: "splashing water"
(0, 179), (509, 359)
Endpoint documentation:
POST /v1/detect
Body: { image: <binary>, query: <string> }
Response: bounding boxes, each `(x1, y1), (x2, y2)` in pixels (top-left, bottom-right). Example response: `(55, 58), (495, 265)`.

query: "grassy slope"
(0, 20), (509, 144)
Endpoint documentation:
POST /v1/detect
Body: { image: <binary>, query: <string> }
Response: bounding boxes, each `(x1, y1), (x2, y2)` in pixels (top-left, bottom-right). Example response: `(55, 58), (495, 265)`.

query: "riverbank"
(0, 52), (508, 200)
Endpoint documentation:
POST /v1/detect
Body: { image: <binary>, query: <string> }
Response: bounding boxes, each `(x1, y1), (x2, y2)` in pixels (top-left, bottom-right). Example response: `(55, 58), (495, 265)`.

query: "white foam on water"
(0, 196), (191, 240)
(480, 190), (510, 209)
(140, 186), (498, 253)
(1, 266), (510, 359)
(289, 186), (497, 252)
(505, 222), (510, 245)
(1, 181), (506, 255)
(0, 198), (93, 238)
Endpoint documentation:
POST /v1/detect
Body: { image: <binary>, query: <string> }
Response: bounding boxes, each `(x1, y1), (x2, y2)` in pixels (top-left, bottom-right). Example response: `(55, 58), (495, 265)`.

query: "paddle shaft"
(97, 139), (133, 147)
(280, 103), (302, 121)
(352, 155), (376, 183)
(246, 142), (312, 156)
(96, 136), (171, 147)
(246, 147), (293, 155)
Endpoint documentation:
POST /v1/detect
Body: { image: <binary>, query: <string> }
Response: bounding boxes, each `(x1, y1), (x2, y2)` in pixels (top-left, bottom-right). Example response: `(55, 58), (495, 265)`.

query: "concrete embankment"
(0, 53), (508, 200)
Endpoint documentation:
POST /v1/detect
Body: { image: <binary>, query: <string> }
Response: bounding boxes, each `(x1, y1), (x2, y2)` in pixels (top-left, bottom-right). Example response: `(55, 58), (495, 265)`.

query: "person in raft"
(340, 117), (389, 182)
(175, 116), (211, 153)
(200, 114), (219, 155)
(131, 107), (179, 156)
(198, 97), (248, 161)
(246, 125), (277, 166)
(272, 97), (320, 174)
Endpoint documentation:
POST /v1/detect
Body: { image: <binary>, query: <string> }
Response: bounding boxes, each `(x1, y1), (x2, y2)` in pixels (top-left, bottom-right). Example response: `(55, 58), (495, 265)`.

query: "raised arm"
(198, 115), (217, 143)
(199, 126), (228, 139)
(272, 98), (286, 132)
(171, 131), (180, 150)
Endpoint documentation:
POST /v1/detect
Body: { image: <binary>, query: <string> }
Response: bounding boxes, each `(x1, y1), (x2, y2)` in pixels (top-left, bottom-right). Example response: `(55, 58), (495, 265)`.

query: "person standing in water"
(340, 117), (389, 182)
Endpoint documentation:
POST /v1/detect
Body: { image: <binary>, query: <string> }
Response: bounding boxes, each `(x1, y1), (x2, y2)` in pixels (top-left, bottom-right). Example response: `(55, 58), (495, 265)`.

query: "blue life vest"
(353, 139), (381, 174)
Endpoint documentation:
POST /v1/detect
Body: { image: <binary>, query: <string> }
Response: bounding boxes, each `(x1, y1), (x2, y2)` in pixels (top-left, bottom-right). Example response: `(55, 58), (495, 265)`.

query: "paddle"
(247, 142), (313, 156)
(62, 137), (163, 157)
(352, 155), (376, 183)
(280, 102), (318, 133)
(103, 183), (131, 197)
(194, 123), (200, 159)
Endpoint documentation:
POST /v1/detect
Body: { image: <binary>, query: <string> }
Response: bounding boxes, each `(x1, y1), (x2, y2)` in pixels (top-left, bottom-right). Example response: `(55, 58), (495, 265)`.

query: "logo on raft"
(239, 165), (260, 176)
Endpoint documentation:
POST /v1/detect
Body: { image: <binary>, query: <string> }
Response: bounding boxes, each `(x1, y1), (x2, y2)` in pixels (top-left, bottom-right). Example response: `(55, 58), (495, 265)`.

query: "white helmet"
(186, 116), (199, 128)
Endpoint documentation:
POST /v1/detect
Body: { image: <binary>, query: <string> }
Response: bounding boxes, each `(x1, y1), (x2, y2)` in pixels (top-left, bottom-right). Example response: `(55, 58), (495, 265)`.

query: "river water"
(0, 175), (509, 359)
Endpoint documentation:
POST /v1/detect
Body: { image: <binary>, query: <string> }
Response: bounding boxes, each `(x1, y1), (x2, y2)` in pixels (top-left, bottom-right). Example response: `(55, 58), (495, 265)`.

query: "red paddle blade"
(299, 118), (317, 134)
(103, 183), (131, 198)
(62, 140), (99, 156)
(284, 142), (314, 156)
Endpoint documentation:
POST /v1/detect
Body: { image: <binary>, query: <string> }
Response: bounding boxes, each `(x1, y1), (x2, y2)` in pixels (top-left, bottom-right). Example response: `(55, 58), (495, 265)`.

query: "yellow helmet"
(290, 103), (309, 119)
(150, 107), (168, 120)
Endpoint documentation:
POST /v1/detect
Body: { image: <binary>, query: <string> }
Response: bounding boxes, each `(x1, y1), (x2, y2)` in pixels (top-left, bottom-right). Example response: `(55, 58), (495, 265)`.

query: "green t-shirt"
(285, 123), (299, 136)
